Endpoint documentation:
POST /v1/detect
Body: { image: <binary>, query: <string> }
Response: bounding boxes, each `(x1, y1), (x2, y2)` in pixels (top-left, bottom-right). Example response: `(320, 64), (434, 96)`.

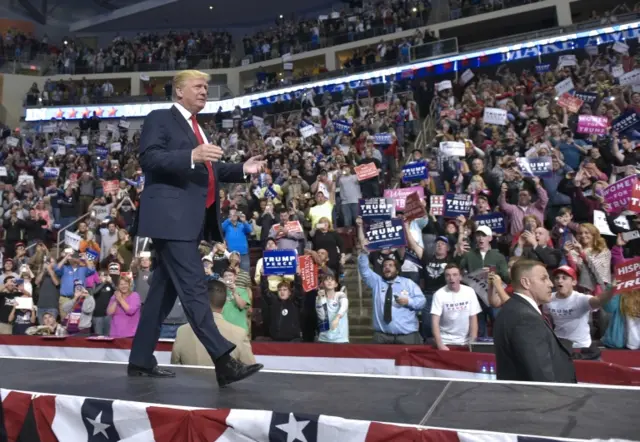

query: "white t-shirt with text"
(543, 291), (594, 348)
(431, 284), (482, 345)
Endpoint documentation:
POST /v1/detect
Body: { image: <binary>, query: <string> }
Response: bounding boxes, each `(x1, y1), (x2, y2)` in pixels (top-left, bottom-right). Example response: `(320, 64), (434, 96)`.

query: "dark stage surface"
(1, 357), (639, 440)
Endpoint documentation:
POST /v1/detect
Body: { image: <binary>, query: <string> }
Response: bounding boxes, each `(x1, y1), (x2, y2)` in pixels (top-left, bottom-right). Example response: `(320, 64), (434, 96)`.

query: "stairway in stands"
(342, 261), (374, 343)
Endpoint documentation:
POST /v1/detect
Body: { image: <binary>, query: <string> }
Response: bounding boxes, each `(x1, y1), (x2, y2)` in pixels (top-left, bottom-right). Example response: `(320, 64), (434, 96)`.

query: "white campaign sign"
(436, 80), (452, 92)
(311, 107), (320, 117)
(619, 69), (640, 86)
(6, 137), (19, 147)
(119, 120), (130, 129)
(0, 167), (7, 177)
(613, 41), (629, 54)
(592, 210), (629, 236)
(340, 105), (349, 116)
(64, 136), (76, 145)
(252, 116), (264, 127)
(81, 135), (89, 145)
(300, 125), (317, 139)
(64, 231), (82, 251)
(483, 107), (507, 126)
(439, 141), (466, 157)
(110, 142), (122, 152)
(107, 124), (117, 132)
(558, 55), (577, 68)
(460, 69), (474, 85)
(555, 77), (574, 96)
(222, 119), (234, 129)
(56, 146), (66, 156)
(612, 65), (625, 78)
(17, 175), (34, 185)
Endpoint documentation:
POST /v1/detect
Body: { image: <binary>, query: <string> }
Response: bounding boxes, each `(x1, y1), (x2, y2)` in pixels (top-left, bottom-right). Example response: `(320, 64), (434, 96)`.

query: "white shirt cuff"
(191, 151), (194, 169)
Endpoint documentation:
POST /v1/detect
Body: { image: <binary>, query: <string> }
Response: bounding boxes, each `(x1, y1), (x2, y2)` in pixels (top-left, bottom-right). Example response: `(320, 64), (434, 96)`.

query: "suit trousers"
(129, 238), (234, 369)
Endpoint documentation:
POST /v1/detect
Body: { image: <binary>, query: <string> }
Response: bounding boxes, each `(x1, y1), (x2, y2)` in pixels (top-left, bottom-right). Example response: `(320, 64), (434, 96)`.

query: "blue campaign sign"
(43, 167), (60, 179)
(31, 159), (45, 168)
(612, 111), (640, 134)
(516, 156), (552, 177)
(333, 120), (352, 134)
(574, 91), (598, 104)
(402, 161), (428, 182)
(75, 146), (89, 155)
(265, 186), (278, 199)
(85, 249), (100, 262)
(444, 193), (473, 218)
(359, 198), (394, 223)
(364, 218), (406, 251)
(474, 213), (506, 234)
(263, 250), (298, 275)
(374, 133), (393, 145)
(242, 119), (254, 128)
(96, 147), (108, 157)
(535, 64), (550, 73)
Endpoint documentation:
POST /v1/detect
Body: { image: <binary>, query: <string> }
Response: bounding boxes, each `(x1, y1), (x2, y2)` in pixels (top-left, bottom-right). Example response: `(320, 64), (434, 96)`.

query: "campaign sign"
(43, 167), (60, 179)
(614, 257), (640, 293)
(102, 180), (119, 195)
(299, 255), (318, 292)
(384, 186), (425, 211)
(364, 219), (406, 251)
(375, 102), (389, 113)
(75, 146), (89, 155)
(430, 195), (444, 216)
(96, 147), (108, 157)
(333, 120), (352, 134)
(31, 159), (45, 168)
(574, 92), (598, 104)
(402, 161), (428, 182)
(242, 119), (254, 128)
(85, 249), (100, 262)
(359, 198), (395, 222)
(444, 193), (473, 218)
(374, 133), (393, 145)
(612, 111), (640, 134)
(604, 175), (637, 213)
(272, 221), (303, 234)
(535, 64), (551, 73)
(404, 192), (426, 222)
(483, 107), (507, 126)
(263, 250), (298, 276)
(474, 213), (506, 234)
(516, 156), (552, 177)
(557, 93), (584, 113)
(439, 141), (465, 157)
(577, 115), (608, 135)
(355, 163), (379, 181)
(628, 179), (640, 214)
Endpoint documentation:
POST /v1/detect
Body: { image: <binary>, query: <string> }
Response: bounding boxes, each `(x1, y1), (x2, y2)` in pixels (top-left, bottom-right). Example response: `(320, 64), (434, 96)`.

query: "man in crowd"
(172, 279), (255, 366)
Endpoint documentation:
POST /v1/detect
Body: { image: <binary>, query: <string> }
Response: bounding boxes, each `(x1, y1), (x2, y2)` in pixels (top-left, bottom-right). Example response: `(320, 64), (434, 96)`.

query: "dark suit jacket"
(494, 294), (577, 383)
(137, 106), (246, 242)
(522, 246), (563, 272)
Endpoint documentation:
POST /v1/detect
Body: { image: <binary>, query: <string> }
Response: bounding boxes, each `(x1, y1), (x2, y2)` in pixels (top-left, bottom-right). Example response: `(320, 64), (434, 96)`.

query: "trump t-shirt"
(431, 284), (482, 345)
(543, 291), (594, 348)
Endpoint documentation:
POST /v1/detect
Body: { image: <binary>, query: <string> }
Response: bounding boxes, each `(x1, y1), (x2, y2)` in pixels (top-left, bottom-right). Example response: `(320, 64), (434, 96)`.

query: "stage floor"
(1, 357), (639, 440)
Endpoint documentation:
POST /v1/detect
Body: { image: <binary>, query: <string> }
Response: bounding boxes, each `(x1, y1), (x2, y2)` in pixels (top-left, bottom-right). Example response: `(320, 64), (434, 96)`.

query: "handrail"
(55, 211), (94, 258)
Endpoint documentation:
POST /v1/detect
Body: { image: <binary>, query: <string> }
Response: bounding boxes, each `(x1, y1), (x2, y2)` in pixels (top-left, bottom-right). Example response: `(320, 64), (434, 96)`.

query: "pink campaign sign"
(577, 115), (609, 135)
(384, 186), (425, 211)
(604, 175), (637, 213)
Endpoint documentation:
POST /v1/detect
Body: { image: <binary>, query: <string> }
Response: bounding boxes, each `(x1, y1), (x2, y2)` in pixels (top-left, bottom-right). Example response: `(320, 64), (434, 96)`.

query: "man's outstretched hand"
(192, 143), (224, 163)
(243, 156), (267, 175)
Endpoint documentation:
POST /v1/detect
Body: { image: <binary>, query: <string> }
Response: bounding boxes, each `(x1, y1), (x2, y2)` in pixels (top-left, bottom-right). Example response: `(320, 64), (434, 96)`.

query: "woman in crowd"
(310, 216), (344, 278)
(107, 276), (141, 338)
(61, 283), (96, 335)
(564, 223), (612, 294)
(315, 273), (349, 343)
(227, 251), (252, 289)
(114, 228), (134, 270)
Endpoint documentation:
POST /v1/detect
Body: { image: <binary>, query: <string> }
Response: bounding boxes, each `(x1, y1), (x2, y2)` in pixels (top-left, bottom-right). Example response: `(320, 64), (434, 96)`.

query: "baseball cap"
(476, 226), (493, 237)
(436, 236), (449, 244)
(553, 266), (577, 280)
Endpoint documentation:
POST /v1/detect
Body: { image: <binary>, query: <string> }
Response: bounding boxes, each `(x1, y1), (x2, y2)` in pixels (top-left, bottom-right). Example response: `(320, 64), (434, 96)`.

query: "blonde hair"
(173, 70), (210, 98)
(579, 223), (607, 254)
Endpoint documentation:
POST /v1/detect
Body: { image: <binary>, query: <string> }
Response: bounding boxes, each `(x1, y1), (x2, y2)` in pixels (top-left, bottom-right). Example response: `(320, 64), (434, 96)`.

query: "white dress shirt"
(174, 103), (208, 169)
(513, 292), (541, 315)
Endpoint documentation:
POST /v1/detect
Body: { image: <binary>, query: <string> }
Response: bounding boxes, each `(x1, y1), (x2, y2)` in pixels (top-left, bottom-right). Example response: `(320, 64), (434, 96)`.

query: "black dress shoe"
(127, 364), (176, 378)
(216, 358), (263, 388)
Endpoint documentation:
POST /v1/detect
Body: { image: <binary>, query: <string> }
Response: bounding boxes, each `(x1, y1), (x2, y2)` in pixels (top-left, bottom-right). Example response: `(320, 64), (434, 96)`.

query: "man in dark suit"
(493, 259), (577, 383)
(128, 70), (265, 387)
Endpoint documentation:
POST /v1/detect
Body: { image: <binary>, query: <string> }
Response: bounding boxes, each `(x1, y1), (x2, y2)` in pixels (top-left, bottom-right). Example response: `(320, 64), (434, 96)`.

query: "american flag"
(0, 389), (595, 442)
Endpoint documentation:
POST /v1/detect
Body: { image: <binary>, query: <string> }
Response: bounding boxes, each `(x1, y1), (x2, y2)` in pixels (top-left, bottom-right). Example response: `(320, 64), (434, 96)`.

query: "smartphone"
(488, 265), (497, 273)
(622, 230), (640, 242)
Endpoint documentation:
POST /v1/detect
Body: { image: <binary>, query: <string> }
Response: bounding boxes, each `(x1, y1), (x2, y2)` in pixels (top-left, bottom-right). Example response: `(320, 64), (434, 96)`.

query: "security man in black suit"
(493, 259), (577, 383)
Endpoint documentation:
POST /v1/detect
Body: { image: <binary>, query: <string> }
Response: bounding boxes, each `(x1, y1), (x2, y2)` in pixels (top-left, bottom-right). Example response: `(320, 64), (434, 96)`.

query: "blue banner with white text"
(474, 213), (506, 234)
(402, 161), (428, 182)
(263, 250), (298, 275)
(364, 219), (406, 251)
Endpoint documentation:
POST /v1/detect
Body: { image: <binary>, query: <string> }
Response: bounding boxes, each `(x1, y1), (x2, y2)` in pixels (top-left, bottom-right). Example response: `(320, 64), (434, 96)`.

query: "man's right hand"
(192, 143), (224, 164)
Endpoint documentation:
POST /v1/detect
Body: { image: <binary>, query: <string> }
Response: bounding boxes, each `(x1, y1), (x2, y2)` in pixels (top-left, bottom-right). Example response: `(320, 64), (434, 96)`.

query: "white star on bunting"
(86, 410), (111, 438)
(275, 413), (310, 442)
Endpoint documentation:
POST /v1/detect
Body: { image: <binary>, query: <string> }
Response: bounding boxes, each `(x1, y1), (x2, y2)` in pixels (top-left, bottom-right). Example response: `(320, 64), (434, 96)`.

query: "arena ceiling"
(69, 0), (339, 32)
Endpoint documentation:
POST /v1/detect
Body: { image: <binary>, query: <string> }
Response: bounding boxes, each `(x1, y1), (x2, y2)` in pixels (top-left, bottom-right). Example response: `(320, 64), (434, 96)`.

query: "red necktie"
(190, 115), (215, 207)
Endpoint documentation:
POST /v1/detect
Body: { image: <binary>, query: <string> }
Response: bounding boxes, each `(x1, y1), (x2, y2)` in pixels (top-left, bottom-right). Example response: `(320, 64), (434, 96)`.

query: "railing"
(55, 211), (94, 258)
(460, 11), (640, 52)
(245, 37), (459, 95)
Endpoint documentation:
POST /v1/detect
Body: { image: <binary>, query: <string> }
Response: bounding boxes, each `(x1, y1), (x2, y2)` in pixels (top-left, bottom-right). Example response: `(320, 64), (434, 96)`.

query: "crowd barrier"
(0, 336), (638, 385)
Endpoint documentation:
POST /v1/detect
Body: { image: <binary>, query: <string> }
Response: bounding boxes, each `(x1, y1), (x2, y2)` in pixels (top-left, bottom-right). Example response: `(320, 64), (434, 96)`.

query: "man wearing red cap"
(543, 266), (614, 359)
